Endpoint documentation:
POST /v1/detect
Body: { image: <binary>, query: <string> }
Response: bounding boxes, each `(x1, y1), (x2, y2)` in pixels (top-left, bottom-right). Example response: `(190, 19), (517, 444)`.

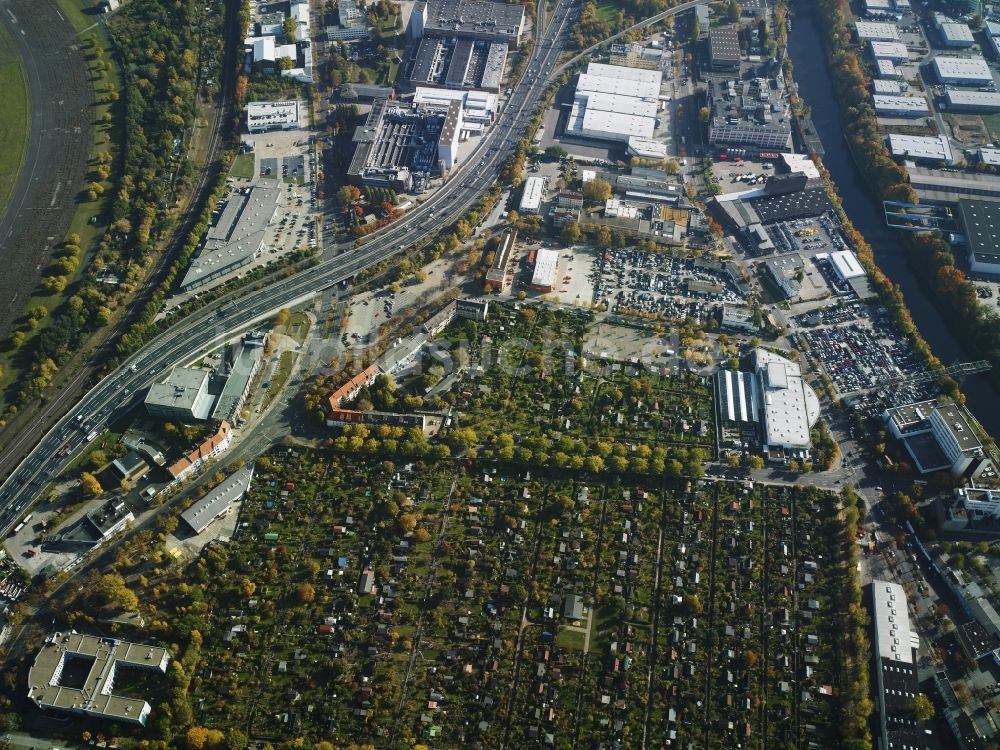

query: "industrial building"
(754, 348), (821, 457)
(763, 254), (804, 299)
(977, 146), (1000, 166)
(855, 21), (901, 41)
(715, 369), (759, 423)
(28, 632), (171, 726)
(707, 77), (792, 151)
(958, 199), (1000, 274)
(438, 100), (463, 171)
(886, 133), (953, 163)
(566, 63), (662, 143)
(932, 55), (995, 85)
(145, 367), (214, 422)
(872, 94), (930, 117)
(868, 581), (928, 750)
(908, 166), (1000, 203)
(519, 175), (546, 214)
(409, 36), (508, 92)
(708, 28), (740, 69)
(485, 227), (516, 290)
(869, 40), (908, 61)
(347, 99), (446, 192)
(884, 400), (993, 477)
(829, 249), (866, 282)
(181, 464), (255, 535)
(872, 79), (903, 94)
(944, 89), (1000, 112)
(57, 497), (136, 548)
(413, 88), (497, 126)
(530, 248), (558, 292)
(407, 0), (526, 47)
(876, 58), (901, 78)
(180, 183), (281, 291)
(934, 13), (975, 47)
(246, 101), (301, 133)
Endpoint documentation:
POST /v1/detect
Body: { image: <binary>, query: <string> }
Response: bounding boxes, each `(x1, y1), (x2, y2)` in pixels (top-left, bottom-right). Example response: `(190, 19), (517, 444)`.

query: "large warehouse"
(855, 21), (901, 41)
(754, 348), (821, 458)
(932, 55), (994, 85)
(873, 94), (930, 117)
(945, 89), (1000, 113)
(246, 101), (301, 132)
(566, 63), (662, 143)
(886, 133), (953, 162)
(869, 41), (909, 61)
(959, 199), (1000, 273)
(408, 0), (526, 47)
(530, 248), (558, 292)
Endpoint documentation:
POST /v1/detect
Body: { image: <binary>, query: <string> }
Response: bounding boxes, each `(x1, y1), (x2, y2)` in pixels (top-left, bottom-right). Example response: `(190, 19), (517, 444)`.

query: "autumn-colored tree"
(80, 471), (103, 498)
(297, 582), (316, 603)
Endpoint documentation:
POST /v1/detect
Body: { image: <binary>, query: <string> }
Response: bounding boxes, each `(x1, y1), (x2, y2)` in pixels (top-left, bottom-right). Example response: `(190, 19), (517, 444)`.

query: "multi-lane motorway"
(0, 0), (578, 535)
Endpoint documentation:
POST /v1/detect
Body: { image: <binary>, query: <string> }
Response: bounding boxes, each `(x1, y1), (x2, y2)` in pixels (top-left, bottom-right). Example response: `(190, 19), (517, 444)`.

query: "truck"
(85, 431), (98, 443)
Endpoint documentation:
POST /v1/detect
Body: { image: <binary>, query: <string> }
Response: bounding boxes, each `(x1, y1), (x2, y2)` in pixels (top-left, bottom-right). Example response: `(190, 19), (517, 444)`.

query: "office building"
(145, 367), (214, 422)
(181, 464), (255, 535)
(246, 101), (301, 132)
(886, 133), (953, 162)
(327, 0), (369, 39)
(211, 333), (265, 421)
(707, 77), (793, 150)
(609, 42), (664, 70)
(869, 581), (928, 750)
(884, 400), (992, 476)
(519, 175), (546, 214)
(530, 248), (558, 292)
(28, 632), (171, 726)
(959, 198), (1000, 273)
(438, 100), (463, 170)
(933, 56), (994, 85)
(408, 0), (526, 47)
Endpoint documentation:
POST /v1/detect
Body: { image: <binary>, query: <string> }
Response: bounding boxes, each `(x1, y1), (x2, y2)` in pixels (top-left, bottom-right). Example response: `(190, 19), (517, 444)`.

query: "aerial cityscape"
(2, 0), (1000, 747)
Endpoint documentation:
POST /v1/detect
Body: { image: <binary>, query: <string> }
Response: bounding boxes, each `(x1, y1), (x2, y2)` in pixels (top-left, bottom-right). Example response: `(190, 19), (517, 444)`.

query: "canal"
(786, 0), (1000, 438)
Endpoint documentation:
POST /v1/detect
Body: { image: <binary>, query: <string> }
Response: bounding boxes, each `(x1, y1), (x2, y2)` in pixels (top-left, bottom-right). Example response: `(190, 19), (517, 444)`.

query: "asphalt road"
(0, 0), (709, 534)
(0, 0), (94, 338)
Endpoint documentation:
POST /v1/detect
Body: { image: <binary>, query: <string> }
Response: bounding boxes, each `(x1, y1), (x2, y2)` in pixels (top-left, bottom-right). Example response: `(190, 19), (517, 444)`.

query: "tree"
(186, 727), (210, 750)
(726, 0), (741, 22)
(748, 454), (765, 470)
(274, 308), (291, 327)
(96, 573), (138, 610)
(224, 729), (248, 750)
(0, 713), (21, 731)
(240, 577), (256, 596)
(913, 693), (934, 721)
(560, 223), (582, 243)
(582, 178), (612, 203)
(297, 582), (316, 603)
(278, 56), (295, 71)
(399, 513), (417, 532)
(544, 145), (568, 160)
(80, 471), (103, 497)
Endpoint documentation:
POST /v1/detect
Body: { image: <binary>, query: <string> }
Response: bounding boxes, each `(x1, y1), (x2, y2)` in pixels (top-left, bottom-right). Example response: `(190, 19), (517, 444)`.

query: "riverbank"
(0, 22), (28, 224)
(787, 0), (1000, 439)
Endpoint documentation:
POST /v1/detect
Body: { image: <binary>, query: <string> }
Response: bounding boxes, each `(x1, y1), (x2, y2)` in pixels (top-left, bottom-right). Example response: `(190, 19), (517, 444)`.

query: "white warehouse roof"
(519, 175), (545, 213)
(945, 89), (1000, 111)
(872, 580), (918, 663)
(855, 21), (900, 40)
(939, 22), (974, 45)
(569, 63), (663, 143)
(876, 59), (900, 78)
(869, 41), (908, 60)
(531, 248), (558, 290)
(829, 249), (866, 280)
(754, 348), (821, 451)
(887, 133), (952, 161)
(575, 73), (660, 99)
(933, 55), (993, 82)
(979, 147), (1000, 166)
(575, 91), (658, 118)
(873, 94), (930, 114)
(873, 79), (902, 94)
(585, 62), (662, 84)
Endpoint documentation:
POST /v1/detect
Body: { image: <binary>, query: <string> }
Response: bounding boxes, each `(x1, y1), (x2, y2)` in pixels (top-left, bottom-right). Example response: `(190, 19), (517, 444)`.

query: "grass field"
(596, 1), (618, 22)
(983, 113), (1000, 143)
(0, 23), (29, 224)
(230, 151), (255, 179)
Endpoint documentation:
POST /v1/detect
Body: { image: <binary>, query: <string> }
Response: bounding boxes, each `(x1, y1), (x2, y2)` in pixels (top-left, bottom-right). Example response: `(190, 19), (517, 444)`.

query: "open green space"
(230, 151), (256, 180)
(261, 350), (295, 411)
(596, 1), (618, 22)
(0, 23), (28, 226)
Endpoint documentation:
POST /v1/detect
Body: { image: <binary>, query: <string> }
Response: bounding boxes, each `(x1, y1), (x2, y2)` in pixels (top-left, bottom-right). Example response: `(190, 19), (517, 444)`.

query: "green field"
(596, 1), (618, 21)
(0, 23), (29, 224)
(230, 151), (255, 179)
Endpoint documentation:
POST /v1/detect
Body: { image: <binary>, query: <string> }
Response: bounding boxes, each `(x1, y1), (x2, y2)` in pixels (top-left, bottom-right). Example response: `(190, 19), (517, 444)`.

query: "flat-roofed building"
(887, 133), (953, 162)
(753, 348), (821, 456)
(112, 451), (150, 484)
(211, 333), (265, 421)
(709, 28), (740, 68)
(145, 366), (214, 422)
(909, 165), (1000, 202)
(855, 21), (901, 41)
(977, 146), (1000, 166)
(959, 198), (1000, 273)
(519, 175), (546, 214)
(456, 298), (489, 321)
(873, 94), (929, 117)
(873, 78), (903, 94)
(829, 249), (866, 281)
(933, 55), (994, 85)
(28, 632), (171, 726)
(181, 464), (255, 535)
(485, 227), (516, 290)
(934, 13), (975, 47)
(530, 248), (558, 292)
(884, 399), (989, 475)
(438, 100), (462, 170)
(945, 89), (1000, 112)
(408, 0), (526, 47)
(715, 368), (760, 423)
(568, 63), (662, 143)
(246, 100), (300, 132)
(876, 58), (901, 78)
(869, 581), (928, 750)
(869, 40), (909, 61)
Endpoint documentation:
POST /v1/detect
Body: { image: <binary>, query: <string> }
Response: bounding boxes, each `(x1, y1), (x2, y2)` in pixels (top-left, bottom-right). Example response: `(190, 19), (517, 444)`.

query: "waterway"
(786, 0), (1000, 438)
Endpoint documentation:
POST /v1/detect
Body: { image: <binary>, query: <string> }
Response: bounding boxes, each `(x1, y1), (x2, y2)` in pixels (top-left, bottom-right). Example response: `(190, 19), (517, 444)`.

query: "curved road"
(0, 0), (93, 336)
(0, 0), (705, 535)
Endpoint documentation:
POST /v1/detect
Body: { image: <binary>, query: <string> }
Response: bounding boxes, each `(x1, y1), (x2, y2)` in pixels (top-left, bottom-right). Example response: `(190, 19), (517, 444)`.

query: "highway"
(0, 0), (578, 535)
(0, 0), (707, 536)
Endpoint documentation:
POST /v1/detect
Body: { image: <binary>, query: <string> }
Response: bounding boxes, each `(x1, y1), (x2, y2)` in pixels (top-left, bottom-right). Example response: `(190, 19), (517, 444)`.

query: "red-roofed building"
(168, 421), (233, 483)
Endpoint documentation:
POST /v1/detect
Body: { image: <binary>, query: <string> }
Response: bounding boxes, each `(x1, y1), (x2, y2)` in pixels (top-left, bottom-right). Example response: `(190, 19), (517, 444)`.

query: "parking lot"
(595, 248), (741, 323)
(798, 319), (919, 395)
(710, 158), (773, 195)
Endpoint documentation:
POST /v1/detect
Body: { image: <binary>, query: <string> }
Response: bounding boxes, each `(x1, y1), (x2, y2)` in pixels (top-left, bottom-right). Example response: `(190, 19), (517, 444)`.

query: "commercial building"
(944, 89), (1000, 113)
(530, 248), (558, 292)
(485, 227), (515, 290)
(753, 348), (821, 457)
(167, 421), (233, 483)
(627, 137), (668, 159)
(763, 253), (804, 298)
(932, 56), (994, 85)
(873, 78), (903, 94)
(145, 366), (214, 422)
(407, 0), (526, 47)
(869, 41), (909, 61)
(715, 368), (759, 423)
(180, 183), (281, 291)
(829, 249), (866, 282)
(28, 632), (171, 726)
(347, 99), (446, 192)
(327, 0), (368, 39)
(887, 133), (953, 163)
(519, 175), (546, 214)
(413, 88), (497, 127)
(609, 42), (664, 71)
(708, 28), (740, 69)
(246, 101), (301, 132)
(181, 464), (255, 535)
(869, 581), (928, 750)
(855, 21), (901, 41)
(884, 400), (992, 476)
(954, 486), (1000, 521)
(211, 333), (265, 421)
(707, 77), (793, 151)
(934, 13), (975, 47)
(567, 63), (662, 143)
(876, 58), (901, 78)
(408, 36), (508, 92)
(977, 146), (1000, 166)
(959, 198), (1000, 273)
(872, 94), (930, 117)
